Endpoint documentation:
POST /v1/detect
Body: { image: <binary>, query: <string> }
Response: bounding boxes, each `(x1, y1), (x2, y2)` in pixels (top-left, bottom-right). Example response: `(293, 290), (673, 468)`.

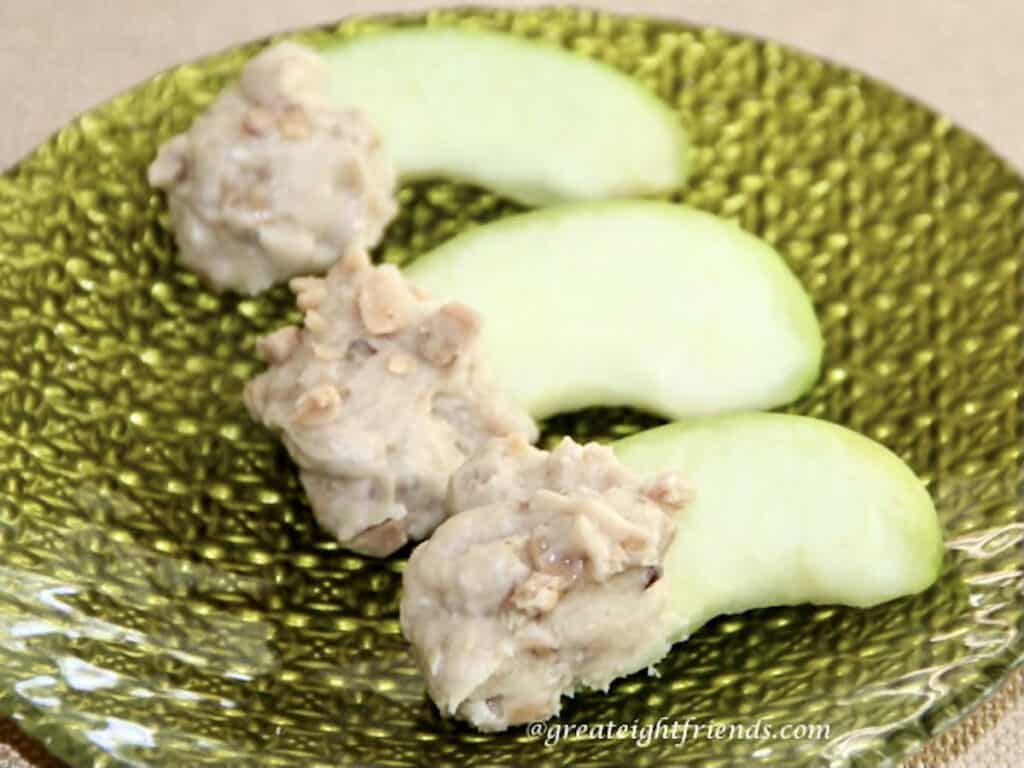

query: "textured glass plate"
(0, 7), (1021, 768)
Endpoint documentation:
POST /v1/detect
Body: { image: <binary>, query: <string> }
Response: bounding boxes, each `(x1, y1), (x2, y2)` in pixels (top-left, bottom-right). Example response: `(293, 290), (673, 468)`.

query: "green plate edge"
(0, 6), (1021, 767)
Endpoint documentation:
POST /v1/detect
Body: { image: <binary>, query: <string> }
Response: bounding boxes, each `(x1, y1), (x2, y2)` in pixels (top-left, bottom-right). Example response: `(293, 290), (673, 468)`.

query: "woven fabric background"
(0, 2), (1020, 767)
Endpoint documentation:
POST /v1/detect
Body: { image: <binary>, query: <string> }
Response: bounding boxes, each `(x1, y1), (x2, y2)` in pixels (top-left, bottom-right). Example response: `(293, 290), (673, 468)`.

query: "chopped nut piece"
(387, 353), (415, 376)
(240, 41), (328, 107)
(290, 276), (327, 311)
(258, 325), (301, 365)
(278, 104), (312, 140)
(357, 267), (412, 335)
(509, 572), (563, 617)
(293, 384), (345, 426)
(289, 275), (325, 295)
(304, 310), (328, 334)
(644, 474), (695, 508)
(297, 289), (325, 311)
(147, 136), (190, 186)
(330, 245), (371, 278)
(417, 302), (482, 367)
(242, 106), (276, 136)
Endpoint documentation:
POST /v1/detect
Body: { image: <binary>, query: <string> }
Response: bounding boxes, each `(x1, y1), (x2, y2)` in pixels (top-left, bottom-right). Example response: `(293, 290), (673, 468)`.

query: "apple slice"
(614, 412), (944, 643)
(406, 201), (823, 420)
(321, 28), (688, 205)
(398, 413), (942, 730)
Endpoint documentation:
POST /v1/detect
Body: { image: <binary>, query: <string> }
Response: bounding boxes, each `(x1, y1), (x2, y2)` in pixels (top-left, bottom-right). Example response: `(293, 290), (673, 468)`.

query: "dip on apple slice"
(400, 414), (941, 731)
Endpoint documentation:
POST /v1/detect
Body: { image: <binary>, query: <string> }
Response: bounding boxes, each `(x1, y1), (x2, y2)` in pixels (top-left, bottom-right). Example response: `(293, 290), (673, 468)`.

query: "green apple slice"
(406, 201), (823, 420)
(614, 412), (944, 643)
(321, 28), (688, 205)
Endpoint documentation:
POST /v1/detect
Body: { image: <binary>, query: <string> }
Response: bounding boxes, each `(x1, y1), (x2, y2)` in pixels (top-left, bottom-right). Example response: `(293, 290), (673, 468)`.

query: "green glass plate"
(0, 7), (1021, 767)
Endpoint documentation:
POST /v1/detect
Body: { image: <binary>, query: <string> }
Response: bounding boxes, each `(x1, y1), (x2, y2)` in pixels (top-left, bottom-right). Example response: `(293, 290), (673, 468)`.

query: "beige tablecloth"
(0, 2), (1021, 766)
